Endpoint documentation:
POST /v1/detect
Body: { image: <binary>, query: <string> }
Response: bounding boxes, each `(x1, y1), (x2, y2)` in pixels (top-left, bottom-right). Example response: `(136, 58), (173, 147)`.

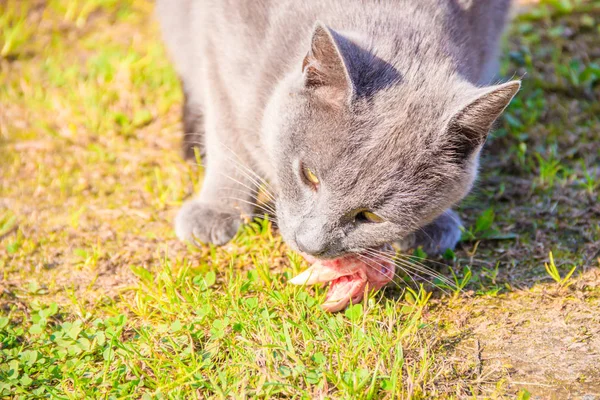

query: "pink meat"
(289, 247), (395, 312)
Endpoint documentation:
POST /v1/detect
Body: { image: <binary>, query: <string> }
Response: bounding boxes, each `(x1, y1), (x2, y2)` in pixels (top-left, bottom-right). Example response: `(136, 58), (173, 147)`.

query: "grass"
(1, 0), (599, 398)
(544, 251), (577, 288)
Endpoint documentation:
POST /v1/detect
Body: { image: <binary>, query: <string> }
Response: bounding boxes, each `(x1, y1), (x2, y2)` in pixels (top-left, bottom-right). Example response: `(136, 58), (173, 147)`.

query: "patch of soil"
(446, 269), (600, 398)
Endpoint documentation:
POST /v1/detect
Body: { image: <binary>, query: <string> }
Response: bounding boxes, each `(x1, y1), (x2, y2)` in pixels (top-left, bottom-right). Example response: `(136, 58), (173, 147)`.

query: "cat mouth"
(289, 245), (396, 312)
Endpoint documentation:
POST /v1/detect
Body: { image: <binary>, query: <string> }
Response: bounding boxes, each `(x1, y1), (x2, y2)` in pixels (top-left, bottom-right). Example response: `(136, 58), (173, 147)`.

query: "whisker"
(368, 248), (455, 277)
(215, 174), (277, 215)
(368, 246), (454, 271)
(217, 187), (277, 213)
(362, 253), (452, 295)
(215, 180), (263, 200)
(397, 252), (457, 267)
(394, 258), (455, 290)
(363, 248), (455, 288)
(216, 171), (264, 201)
(219, 213), (277, 225)
(394, 255), (455, 286)
(355, 253), (407, 290)
(215, 141), (277, 201)
(223, 196), (277, 216)
(186, 139), (277, 202)
(357, 253), (451, 295)
(359, 250), (428, 286)
(382, 253), (455, 288)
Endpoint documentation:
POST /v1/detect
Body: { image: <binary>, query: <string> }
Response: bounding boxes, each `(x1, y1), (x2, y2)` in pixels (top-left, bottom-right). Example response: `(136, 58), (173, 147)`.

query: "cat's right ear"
(445, 80), (521, 161)
(302, 22), (354, 104)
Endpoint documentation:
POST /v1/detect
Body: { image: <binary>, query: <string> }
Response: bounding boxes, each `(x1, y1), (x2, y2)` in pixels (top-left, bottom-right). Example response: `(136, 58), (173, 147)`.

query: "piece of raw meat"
(289, 247), (395, 312)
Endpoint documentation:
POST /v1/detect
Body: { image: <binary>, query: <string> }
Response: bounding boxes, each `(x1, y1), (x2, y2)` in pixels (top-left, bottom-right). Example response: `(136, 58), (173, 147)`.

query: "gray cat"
(156, 0), (519, 258)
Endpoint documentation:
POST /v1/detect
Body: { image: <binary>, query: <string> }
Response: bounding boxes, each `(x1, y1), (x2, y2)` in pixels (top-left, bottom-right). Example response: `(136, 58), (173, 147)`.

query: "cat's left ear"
(302, 22), (354, 104)
(446, 80), (521, 158)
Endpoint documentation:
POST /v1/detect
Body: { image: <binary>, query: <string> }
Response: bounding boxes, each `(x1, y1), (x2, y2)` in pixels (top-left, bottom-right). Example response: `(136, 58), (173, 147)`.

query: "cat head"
(263, 23), (519, 258)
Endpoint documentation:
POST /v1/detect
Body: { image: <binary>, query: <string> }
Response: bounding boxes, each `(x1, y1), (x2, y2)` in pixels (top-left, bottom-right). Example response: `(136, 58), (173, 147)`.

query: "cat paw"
(399, 210), (462, 255)
(175, 200), (241, 246)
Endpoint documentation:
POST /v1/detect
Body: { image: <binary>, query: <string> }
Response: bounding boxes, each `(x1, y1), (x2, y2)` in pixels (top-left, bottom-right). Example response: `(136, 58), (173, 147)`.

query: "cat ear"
(447, 80), (521, 158)
(302, 22), (353, 102)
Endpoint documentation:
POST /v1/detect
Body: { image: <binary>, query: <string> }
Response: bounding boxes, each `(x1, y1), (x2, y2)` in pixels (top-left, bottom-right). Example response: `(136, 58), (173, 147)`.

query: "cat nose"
(295, 232), (329, 257)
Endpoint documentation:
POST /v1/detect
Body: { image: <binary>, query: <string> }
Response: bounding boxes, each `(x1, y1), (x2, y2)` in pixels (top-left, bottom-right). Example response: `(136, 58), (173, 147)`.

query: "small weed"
(578, 166), (599, 195)
(461, 208), (517, 242)
(481, 263), (500, 285)
(475, 263), (505, 296)
(535, 152), (563, 189)
(517, 388), (532, 400)
(515, 142), (529, 170)
(0, 1), (34, 58)
(436, 266), (473, 296)
(544, 251), (577, 288)
(0, 211), (18, 239)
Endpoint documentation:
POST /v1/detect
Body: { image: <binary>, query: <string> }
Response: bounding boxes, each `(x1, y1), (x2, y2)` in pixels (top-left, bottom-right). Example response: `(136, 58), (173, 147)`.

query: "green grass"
(1, 262), (436, 398)
(1, 0), (599, 398)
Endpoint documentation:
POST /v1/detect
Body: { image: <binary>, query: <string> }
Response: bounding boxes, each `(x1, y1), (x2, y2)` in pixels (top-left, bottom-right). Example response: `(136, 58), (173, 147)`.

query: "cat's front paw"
(175, 200), (241, 246)
(399, 210), (462, 255)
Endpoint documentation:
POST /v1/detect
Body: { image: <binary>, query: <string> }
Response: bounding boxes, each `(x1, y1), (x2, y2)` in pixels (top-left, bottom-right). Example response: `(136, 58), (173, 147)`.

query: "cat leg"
(176, 105), (258, 247)
(181, 80), (205, 161)
(398, 210), (462, 255)
(175, 146), (258, 246)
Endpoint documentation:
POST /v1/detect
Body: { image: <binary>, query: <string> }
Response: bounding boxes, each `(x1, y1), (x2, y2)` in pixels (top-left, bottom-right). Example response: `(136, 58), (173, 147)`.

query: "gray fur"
(157, 0), (520, 257)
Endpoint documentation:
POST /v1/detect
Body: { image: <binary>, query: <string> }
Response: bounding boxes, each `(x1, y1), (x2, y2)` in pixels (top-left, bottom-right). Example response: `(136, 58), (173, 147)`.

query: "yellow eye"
(356, 210), (384, 223)
(303, 166), (320, 185)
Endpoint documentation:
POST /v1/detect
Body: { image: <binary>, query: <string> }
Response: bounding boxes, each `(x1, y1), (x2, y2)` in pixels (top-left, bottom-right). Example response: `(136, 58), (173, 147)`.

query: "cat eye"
(355, 210), (384, 223)
(301, 165), (320, 188)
